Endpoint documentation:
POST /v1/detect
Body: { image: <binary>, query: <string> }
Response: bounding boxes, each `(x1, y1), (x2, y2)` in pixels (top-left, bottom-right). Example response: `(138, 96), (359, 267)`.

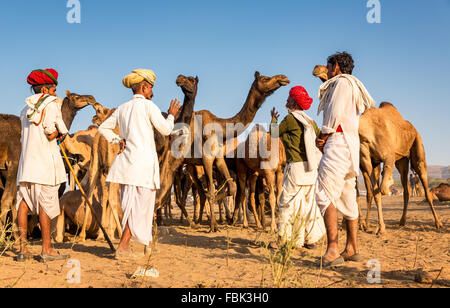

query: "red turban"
(289, 86), (313, 110)
(27, 69), (59, 86)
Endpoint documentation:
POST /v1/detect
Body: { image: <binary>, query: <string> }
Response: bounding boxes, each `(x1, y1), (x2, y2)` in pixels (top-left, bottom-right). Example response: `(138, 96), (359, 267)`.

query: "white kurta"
(99, 94), (174, 189)
(16, 95), (68, 218)
(17, 95), (68, 186)
(320, 78), (360, 176)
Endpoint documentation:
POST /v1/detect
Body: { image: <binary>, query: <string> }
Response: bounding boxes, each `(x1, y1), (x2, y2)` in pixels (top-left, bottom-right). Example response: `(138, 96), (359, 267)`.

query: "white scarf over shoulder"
(289, 109), (322, 172)
(318, 74), (375, 116)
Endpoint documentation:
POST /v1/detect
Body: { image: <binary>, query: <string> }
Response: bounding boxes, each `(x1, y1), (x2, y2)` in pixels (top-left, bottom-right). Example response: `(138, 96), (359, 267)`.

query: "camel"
(152, 75), (199, 227)
(431, 183), (450, 202)
(0, 91), (96, 231)
(62, 125), (98, 190)
(233, 125), (286, 232)
(313, 66), (443, 234)
(157, 72), (290, 232)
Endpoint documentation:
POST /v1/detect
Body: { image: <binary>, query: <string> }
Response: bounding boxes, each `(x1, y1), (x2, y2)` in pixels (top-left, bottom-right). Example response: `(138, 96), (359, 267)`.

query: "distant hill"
(391, 165), (449, 180)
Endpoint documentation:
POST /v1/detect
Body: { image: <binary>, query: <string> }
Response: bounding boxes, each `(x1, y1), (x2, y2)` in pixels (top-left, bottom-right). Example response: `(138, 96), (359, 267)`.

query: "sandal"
(40, 252), (70, 263)
(317, 256), (345, 268)
(342, 253), (363, 262)
(16, 253), (33, 262)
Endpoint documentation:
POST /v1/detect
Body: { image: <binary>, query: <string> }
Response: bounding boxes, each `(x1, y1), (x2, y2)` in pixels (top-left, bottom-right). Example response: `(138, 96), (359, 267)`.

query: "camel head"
(91, 102), (115, 126)
(252, 71), (290, 98)
(176, 75), (199, 96)
(313, 65), (329, 83)
(63, 90), (97, 110)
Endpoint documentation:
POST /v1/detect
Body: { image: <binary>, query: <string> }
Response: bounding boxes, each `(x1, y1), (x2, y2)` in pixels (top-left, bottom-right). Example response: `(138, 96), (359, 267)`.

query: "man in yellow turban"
(122, 69), (156, 88)
(99, 69), (181, 259)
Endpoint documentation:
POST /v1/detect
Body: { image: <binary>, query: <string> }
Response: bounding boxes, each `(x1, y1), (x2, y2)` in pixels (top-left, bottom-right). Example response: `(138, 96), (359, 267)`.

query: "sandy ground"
(0, 195), (448, 288)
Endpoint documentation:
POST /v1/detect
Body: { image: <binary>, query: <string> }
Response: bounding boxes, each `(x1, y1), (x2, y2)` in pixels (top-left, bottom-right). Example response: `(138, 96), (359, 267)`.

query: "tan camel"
(62, 125), (98, 190)
(313, 66), (443, 234)
(0, 91), (96, 231)
(431, 183), (450, 202)
(233, 125), (286, 232)
(157, 72), (290, 232)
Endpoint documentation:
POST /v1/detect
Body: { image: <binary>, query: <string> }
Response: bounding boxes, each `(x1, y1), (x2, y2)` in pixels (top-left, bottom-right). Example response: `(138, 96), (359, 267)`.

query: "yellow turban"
(123, 69), (156, 88)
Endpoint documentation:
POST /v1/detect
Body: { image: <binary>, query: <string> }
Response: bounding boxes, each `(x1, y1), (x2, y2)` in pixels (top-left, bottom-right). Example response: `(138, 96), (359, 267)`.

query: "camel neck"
(60, 99), (77, 130)
(177, 91), (196, 124)
(228, 83), (265, 126)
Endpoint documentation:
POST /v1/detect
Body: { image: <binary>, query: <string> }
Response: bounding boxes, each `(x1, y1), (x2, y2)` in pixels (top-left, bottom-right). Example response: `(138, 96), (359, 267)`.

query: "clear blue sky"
(1, 0), (449, 165)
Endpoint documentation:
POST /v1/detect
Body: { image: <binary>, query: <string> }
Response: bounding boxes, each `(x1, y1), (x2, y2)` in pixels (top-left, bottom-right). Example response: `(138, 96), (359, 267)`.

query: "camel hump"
(379, 102), (396, 109)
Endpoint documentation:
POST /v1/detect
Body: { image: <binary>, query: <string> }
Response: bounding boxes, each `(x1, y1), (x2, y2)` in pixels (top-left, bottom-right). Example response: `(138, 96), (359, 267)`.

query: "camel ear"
(254, 71), (261, 79)
(66, 90), (71, 97)
(195, 76), (199, 83)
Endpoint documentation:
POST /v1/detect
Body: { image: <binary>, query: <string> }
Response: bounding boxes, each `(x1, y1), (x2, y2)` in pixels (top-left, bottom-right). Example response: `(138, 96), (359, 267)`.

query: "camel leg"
(396, 158), (411, 226)
(264, 172), (277, 233)
(108, 183), (123, 238)
(213, 158), (237, 204)
(95, 176), (109, 241)
(411, 161), (443, 229)
(248, 173), (263, 229)
(380, 156), (395, 195)
(202, 157), (217, 232)
(257, 176), (266, 230)
(372, 165), (386, 235)
(0, 177), (17, 227)
(232, 160), (247, 226)
(359, 150), (374, 232)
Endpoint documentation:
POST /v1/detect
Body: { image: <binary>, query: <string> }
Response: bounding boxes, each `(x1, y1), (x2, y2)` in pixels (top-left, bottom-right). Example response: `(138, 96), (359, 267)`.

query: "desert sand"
(0, 195), (448, 288)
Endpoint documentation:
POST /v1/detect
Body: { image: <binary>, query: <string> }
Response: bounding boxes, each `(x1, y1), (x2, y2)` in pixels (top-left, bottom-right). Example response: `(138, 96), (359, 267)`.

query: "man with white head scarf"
(99, 69), (181, 259)
(315, 52), (375, 268)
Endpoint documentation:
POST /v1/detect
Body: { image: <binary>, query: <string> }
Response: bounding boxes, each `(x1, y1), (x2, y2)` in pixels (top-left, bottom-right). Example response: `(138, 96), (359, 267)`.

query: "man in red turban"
(269, 86), (325, 250)
(16, 68), (69, 262)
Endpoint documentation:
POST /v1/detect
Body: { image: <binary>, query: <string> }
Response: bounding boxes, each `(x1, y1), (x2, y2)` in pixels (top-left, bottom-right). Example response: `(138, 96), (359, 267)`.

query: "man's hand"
(56, 133), (67, 144)
(316, 137), (326, 153)
(168, 99), (182, 116)
(316, 133), (330, 153)
(119, 139), (126, 154)
(271, 108), (279, 121)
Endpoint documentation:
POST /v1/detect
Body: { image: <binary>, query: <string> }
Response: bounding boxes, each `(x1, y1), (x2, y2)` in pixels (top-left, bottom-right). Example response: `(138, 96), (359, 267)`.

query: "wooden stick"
(59, 143), (116, 252)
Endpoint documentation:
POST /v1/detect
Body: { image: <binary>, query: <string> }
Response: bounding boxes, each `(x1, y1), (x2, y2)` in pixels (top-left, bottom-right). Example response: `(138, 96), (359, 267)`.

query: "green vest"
(271, 113), (320, 164)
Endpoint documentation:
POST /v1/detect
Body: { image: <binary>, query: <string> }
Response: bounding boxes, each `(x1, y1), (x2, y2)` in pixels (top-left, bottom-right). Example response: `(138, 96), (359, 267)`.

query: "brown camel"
(0, 91), (96, 231)
(153, 75), (199, 226)
(431, 183), (450, 202)
(233, 125), (286, 232)
(158, 72), (290, 232)
(313, 66), (443, 234)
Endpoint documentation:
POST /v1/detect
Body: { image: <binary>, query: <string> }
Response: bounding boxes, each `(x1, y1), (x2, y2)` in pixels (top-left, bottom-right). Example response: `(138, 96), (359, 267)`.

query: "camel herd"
(0, 69), (445, 245)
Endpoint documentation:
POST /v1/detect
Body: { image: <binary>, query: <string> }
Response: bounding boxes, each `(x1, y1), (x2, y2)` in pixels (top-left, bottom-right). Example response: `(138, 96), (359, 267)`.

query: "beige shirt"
(17, 95), (68, 186)
(99, 95), (174, 189)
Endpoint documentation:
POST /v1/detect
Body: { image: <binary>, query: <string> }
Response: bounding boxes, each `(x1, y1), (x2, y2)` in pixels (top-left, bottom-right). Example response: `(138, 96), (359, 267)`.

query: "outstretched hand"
(168, 99), (182, 116)
(271, 108), (279, 121)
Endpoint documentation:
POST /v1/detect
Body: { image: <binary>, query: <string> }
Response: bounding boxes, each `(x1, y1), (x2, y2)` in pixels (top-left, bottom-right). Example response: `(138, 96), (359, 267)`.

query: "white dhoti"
(119, 184), (156, 246)
(315, 133), (359, 221)
(278, 162), (325, 247)
(16, 182), (61, 220)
